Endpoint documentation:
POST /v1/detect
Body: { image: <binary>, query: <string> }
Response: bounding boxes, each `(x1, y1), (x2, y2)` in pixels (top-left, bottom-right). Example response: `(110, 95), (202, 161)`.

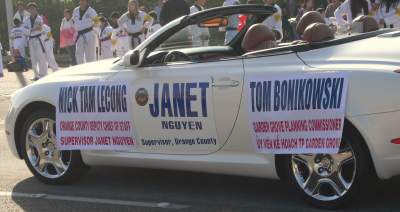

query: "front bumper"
(349, 110), (400, 179)
(5, 97), (21, 159)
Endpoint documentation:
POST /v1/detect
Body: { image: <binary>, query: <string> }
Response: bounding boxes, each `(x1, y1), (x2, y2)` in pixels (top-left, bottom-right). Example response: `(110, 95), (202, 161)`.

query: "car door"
(124, 58), (244, 155)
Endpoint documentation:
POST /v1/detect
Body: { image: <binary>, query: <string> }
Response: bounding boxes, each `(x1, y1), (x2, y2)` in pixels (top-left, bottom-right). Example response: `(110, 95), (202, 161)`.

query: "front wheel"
(20, 109), (88, 184)
(285, 129), (375, 208)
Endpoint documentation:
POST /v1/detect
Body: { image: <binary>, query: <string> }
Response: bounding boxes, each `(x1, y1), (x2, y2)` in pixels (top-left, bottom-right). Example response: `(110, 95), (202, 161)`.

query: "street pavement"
(0, 69), (400, 212)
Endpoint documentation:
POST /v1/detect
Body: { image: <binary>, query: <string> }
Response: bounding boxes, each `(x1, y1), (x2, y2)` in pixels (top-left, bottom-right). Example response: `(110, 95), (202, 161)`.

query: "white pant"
(75, 31), (97, 64)
(45, 40), (59, 71)
(0, 53), (3, 75)
(29, 38), (48, 78)
(100, 40), (113, 60)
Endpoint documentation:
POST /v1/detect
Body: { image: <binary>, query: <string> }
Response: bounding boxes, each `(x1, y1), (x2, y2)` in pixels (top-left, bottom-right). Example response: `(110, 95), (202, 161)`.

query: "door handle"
(212, 80), (240, 87)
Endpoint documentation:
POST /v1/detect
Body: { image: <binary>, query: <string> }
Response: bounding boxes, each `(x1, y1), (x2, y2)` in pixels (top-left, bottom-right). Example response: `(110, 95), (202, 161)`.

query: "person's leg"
(0, 51), (3, 77)
(75, 36), (85, 64)
(38, 44), (48, 78)
(29, 40), (40, 79)
(84, 32), (97, 63)
(68, 45), (77, 65)
(47, 42), (59, 71)
(101, 43), (113, 59)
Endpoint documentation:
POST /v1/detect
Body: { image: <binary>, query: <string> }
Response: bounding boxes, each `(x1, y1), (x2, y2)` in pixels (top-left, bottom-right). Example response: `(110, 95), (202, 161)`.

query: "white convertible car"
(5, 5), (400, 208)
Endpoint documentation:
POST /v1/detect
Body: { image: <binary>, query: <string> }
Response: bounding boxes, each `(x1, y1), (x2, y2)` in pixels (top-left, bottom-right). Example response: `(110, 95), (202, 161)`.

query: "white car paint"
(4, 11), (400, 181)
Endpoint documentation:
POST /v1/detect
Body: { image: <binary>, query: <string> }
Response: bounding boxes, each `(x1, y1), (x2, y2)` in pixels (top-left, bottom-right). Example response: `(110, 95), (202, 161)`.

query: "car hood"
(37, 58), (123, 84)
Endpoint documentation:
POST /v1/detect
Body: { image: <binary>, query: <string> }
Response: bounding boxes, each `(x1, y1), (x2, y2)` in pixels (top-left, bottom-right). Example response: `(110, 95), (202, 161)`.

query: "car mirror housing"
(130, 50), (140, 66)
(122, 50), (141, 67)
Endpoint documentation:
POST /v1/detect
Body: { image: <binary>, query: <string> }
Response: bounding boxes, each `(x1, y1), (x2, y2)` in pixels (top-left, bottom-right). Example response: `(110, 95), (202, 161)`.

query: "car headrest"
(303, 23), (334, 43)
(351, 15), (379, 33)
(296, 11), (326, 36)
(241, 24), (277, 52)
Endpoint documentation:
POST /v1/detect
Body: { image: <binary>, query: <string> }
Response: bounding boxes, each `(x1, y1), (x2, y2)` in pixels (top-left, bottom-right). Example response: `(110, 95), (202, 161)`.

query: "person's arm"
(117, 13), (127, 31)
(334, 0), (350, 26)
(143, 12), (154, 30)
(90, 8), (99, 27)
(273, 6), (283, 42)
(32, 16), (43, 33)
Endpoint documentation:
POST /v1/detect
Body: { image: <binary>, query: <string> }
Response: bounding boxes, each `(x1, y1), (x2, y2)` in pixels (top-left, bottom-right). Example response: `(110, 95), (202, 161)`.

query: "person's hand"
(140, 27), (146, 33)
(329, 24), (337, 34)
(33, 26), (42, 31)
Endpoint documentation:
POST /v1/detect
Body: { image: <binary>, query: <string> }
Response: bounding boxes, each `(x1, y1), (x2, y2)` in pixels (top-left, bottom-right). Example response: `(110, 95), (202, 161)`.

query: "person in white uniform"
(110, 12), (130, 57)
(0, 42), (3, 78)
(222, 0), (241, 44)
(118, 0), (153, 50)
(98, 16), (114, 59)
(11, 18), (28, 59)
(72, 0), (98, 64)
(334, 0), (371, 28)
(60, 9), (77, 66)
(377, 0), (400, 28)
(262, 0), (283, 42)
(24, 2), (47, 80)
(190, 0), (210, 47)
(14, 1), (30, 23)
(146, 11), (162, 39)
(42, 24), (59, 71)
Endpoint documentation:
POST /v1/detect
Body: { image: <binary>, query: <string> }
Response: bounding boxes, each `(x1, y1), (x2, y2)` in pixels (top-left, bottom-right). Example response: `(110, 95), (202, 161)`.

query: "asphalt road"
(1, 70), (400, 212)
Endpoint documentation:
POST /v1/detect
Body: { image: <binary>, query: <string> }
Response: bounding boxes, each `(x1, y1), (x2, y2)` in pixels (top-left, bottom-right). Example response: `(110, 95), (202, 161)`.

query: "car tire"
(20, 108), (88, 185)
(284, 125), (375, 209)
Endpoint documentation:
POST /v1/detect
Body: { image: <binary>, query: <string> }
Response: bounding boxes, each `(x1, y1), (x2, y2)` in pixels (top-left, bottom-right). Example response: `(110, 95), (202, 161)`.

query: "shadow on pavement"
(10, 166), (400, 211)
(14, 72), (28, 87)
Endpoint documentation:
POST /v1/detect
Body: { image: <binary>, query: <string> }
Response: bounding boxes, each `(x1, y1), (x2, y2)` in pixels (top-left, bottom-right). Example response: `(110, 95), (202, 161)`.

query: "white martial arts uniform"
(24, 15), (48, 79)
(10, 25), (28, 58)
(262, 4), (283, 42)
(334, 0), (372, 27)
(99, 25), (114, 59)
(14, 10), (30, 23)
(377, 3), (400, 28)
(0, 42), (3, 77)
(147, 23), (162, 39)
(111, 27), (131, 57)
(118, 11), (151, 50)
(222, 0), (240, 44)
(72, 6), (98, 64)
(190, 4), (210, 47)
(42, 24), (59, 71)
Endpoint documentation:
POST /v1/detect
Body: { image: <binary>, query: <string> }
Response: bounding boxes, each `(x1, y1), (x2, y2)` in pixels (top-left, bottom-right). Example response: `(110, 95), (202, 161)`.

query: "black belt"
(44, 38), (50, 42)
(14, 36), (23, 39)
(29, 34), (46, 53)
(128, 31), (142, 49)
(75, 27), (93, 43)
(100, 36), (111, 42)
(226, 27), (238, 31)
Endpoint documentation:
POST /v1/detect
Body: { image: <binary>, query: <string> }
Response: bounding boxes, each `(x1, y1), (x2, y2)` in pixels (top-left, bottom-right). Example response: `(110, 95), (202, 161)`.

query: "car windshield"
(153, 11), (268, 52)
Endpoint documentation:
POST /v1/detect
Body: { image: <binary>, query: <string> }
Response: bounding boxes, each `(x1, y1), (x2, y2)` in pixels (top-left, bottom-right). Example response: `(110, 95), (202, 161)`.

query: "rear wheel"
(21, 109), (88, 184)
(285, 129), (375, 208)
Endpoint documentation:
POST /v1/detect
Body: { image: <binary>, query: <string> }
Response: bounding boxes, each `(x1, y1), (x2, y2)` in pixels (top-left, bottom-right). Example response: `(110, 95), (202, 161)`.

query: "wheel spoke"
(303, 172), (321, 195)
(37, 159), (47, 173)
(293, 154), (314, 167)
(28, 131), (46, 146)
(327, 172), (349, 196)
(333, 151), (354, 169)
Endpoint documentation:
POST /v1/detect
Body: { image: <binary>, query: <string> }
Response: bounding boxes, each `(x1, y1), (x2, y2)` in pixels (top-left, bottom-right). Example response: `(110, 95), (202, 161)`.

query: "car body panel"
(4, 5), (400, 181)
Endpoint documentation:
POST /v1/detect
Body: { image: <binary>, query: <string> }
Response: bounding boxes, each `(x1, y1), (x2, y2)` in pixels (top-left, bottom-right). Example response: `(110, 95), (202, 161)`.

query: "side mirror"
(198, 17), (228, 28)
(130, 50), (140, 66)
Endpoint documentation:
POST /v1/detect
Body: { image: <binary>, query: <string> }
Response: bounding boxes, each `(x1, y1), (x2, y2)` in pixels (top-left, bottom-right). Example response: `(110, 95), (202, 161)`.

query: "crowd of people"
(0, 0), (399, 79)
